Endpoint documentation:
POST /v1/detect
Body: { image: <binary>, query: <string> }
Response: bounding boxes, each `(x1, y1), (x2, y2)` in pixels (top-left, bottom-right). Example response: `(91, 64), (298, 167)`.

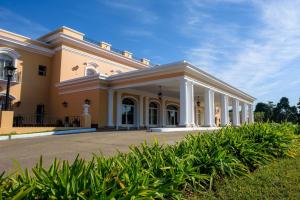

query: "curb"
(0, 128), (97, 141)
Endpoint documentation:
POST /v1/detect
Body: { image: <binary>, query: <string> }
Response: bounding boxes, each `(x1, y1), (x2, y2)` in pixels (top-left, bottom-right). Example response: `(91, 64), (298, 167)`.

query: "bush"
(0, 123), (299, 199)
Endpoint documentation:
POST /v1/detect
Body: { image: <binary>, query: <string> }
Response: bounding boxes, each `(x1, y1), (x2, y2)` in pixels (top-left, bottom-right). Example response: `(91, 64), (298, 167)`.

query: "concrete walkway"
(0, 130), (201, 173)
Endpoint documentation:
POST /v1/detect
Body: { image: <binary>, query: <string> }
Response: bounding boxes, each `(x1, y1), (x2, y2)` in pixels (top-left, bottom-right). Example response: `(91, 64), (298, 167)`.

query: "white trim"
(0, 128), (96, 141)
(186, 76), (253, 105)
(0, 47), (20, 59)
(150, 127), (220, 133)
(85, 66), (99, 76)
(55, 45), (137, 71)
(0, 35), (54, 57)
(120, 88), (179, 103)
(121, 95), (139, 127)
(56, 74), (101, 87)
(111, 76), (182, 90)
(58, 86), (107, 95)
(0, 35), (54, 56)
(37, 26), (85, 42)
(51, 34), (148, 68)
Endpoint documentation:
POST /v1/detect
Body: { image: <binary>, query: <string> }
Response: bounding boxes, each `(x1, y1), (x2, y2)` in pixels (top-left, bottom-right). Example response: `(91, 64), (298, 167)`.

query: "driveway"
(0, 130), (197, 173)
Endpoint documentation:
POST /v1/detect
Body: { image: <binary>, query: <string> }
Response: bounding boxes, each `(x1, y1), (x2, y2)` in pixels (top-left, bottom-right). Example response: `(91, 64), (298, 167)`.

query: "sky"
(0, 0), (299, 105)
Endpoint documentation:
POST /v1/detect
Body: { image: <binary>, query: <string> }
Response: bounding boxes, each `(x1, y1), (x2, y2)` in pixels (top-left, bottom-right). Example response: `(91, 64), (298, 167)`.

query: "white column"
(139, 95), (144, 128)
(204, 88), (214, 127)
(248, 104), (254, 124)
(241, 102), (247, 124)
(116, 91), (122, 129)
(211, 90), (215, 126)
(190, 82), (195, 126)
(161, 98), (166, 127)
(145, 97), (149, 128)
(232, 98), (240, 126)
(179, 78), (189, 127)
(107, 90), (114, 127)
(221, 94), (229, 126)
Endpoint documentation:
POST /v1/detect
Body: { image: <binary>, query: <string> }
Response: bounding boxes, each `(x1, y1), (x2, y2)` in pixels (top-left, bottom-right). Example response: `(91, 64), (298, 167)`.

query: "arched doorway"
(149, 101), (160, 127)
(166, 105), (178, 126)
(122, 98), (136, 126)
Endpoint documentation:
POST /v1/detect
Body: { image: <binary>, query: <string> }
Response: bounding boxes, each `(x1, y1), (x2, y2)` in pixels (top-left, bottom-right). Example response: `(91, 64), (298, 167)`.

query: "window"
(38, 65), (47, 76)
(149, 102), (159, 126)
(122, 98), (135, 125)
(166, 105), (178, 126)
(0, 54), (13, 79)
(86, 68), (97, 76)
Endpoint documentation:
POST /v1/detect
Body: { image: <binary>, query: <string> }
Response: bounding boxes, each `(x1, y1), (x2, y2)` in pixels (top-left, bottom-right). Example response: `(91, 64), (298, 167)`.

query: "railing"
(0, 71), (21, 82)
(83, 36), (157, 67)
(13, 115), (81, 127)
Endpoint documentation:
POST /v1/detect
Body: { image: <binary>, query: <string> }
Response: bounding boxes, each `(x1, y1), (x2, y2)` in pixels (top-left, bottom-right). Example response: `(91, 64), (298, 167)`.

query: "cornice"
(0, 35), (54, 57)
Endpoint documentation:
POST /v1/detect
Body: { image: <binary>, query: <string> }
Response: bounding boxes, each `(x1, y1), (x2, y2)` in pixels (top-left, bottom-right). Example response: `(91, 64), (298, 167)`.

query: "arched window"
(0, 54), (13, 79)
(166, 105), (179, 126)
(86, 68), (97, 76)
(149, 102), (160, 126)
(122, 98), (135, 125)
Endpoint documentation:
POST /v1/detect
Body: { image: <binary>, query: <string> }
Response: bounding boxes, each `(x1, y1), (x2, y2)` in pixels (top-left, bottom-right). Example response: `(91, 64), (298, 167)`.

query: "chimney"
(100, 41), (111, 51)
(122, 51), (132, 59)
(141, 58), (150, 65)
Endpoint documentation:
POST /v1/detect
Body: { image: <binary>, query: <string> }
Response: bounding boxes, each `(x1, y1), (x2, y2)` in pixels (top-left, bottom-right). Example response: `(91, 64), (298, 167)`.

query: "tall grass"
(0, 123), (299, 199)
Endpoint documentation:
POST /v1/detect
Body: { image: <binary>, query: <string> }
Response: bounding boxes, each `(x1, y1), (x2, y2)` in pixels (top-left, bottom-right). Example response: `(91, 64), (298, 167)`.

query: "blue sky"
(0, 0), (299, 105)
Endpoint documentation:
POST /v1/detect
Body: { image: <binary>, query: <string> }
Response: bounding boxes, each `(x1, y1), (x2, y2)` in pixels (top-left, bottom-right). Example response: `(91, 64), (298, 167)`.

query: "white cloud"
(103, 0), (158, 24)
(0, 7), (49, 38)
(123, 29), (153, 37)
(184, 0), (300, 104)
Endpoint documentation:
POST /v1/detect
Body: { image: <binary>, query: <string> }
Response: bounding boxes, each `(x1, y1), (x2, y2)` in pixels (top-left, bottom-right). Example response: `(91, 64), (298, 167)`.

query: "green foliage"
(255, 97), (300, 124)
(254, 112), (265, 122)
(195, 147), (300, 200)
(0, 123), (299, 199)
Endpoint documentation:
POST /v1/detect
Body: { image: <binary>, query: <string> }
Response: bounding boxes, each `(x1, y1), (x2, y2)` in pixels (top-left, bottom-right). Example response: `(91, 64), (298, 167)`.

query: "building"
(0, 26), (255, 131)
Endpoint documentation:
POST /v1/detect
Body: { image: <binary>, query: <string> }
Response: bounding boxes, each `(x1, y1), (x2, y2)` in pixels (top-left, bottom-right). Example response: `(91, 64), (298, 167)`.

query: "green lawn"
(194, 152), (300, 200)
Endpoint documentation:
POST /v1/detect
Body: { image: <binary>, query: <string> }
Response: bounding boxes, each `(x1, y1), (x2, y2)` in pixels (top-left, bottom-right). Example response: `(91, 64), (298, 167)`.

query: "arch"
(121, 96), (138, 126)
(166, 104), (178, 111)
(87, 62), (99, 68)
(166, 104), (179, 126)
(0, 47), (20, 60)
(84, 62), (99, 76)
(149, 100), (160, 126)
(85, 67), (97, 76)
(0, 48), (19, 77)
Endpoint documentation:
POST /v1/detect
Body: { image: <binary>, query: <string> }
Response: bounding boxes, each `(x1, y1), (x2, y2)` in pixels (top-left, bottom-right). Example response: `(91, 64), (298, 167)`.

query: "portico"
(105, 61), (255, 131)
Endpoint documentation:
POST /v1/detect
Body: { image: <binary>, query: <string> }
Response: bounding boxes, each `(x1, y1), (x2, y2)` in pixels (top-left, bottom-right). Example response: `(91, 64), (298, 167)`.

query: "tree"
(254, 112), (265, 122)
(254, 102), (273, 122)
(297, 98), (300, 123)
(272, 97), (298, 123)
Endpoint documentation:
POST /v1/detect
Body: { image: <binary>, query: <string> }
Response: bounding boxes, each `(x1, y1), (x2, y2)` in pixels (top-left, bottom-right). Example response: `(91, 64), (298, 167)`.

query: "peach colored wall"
(0, 45), (52, 116)
(59, 46), (135, 82)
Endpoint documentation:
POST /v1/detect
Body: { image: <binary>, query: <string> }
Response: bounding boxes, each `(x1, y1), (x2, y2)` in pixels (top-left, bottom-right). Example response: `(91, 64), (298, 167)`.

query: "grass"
(194, 150), (300, 200)
(0, 123), (299, 199)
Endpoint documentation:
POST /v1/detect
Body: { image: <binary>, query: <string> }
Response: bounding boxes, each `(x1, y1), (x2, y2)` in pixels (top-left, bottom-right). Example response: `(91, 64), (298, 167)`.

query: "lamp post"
(4, 62), (16, 110)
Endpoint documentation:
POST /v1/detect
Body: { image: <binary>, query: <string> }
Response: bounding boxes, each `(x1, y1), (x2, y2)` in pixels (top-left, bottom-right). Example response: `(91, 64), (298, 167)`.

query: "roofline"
(184, 61), (256, 100)
(108, 60), (256, 101)
(37, 26), (85, 40)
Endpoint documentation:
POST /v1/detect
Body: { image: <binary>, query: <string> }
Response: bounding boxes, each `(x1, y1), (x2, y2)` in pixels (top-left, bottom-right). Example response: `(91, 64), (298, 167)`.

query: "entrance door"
(166, 105), (178, 126)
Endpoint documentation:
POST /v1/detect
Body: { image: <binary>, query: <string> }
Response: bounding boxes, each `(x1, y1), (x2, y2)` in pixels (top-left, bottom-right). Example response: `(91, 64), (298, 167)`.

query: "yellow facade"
(0, 26), (254, 134)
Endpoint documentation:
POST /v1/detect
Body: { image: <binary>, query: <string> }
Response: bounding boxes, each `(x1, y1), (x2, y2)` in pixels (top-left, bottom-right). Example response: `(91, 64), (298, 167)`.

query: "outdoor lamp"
(197, 96), (201, 107)
(4, 62), (16, 110)
(4, 64), (16, 78)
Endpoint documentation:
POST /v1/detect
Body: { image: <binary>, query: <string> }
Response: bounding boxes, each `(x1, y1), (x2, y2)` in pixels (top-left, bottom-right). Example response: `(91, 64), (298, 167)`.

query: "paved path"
(0, 131), (198, 173)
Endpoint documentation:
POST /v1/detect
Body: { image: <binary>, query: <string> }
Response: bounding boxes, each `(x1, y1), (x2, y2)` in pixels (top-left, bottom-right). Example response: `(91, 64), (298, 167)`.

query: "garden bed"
(0, 123), (299, 199)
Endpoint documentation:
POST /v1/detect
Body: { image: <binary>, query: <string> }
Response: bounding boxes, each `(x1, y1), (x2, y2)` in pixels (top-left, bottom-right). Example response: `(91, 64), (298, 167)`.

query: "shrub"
(0, 123), (299, 199)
